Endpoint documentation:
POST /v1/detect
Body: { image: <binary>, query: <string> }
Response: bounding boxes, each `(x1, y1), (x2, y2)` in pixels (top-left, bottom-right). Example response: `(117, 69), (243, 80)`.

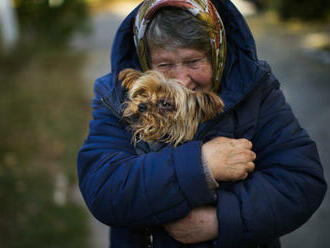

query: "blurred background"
(0, 0), (329, 247)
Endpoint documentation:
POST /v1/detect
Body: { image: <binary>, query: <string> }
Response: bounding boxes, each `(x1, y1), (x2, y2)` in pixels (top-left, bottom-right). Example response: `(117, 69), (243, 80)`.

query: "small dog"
(119, 69), (224, 147)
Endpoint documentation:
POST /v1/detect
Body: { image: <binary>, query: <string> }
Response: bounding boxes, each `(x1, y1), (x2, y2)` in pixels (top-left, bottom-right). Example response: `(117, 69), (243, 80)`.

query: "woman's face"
(150, 47), (213, 91)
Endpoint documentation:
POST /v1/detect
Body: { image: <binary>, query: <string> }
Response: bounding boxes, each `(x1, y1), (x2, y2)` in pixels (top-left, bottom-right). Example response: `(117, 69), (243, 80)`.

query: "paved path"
(72, 2), (330, 247)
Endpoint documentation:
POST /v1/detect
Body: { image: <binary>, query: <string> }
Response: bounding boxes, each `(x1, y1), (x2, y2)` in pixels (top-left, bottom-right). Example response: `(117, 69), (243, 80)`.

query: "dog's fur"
(119, 69), (224, 147)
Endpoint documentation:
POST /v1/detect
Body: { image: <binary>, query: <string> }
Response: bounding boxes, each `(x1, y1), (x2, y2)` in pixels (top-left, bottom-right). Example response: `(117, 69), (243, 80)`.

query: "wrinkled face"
(150, 47), (213, 91)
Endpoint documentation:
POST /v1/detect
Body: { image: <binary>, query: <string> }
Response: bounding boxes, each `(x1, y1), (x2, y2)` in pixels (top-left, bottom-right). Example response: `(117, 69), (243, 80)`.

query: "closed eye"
(131, 89), (148, 99)
(157, 63), (174, 70)
(157, 99), (174, 111)
(184, 58), (206, 68)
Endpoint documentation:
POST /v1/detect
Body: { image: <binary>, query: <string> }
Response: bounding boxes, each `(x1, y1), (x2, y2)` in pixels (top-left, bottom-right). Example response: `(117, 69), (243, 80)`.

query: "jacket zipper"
(144, 228), (153, 248)
(101, 97), (122, 120)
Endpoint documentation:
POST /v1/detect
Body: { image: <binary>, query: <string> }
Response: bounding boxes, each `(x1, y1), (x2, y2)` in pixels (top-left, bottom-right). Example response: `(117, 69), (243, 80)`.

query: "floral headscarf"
(134, 0), (226, 92)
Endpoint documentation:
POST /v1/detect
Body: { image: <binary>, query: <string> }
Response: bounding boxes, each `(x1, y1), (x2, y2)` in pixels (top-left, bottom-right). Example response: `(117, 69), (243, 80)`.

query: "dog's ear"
(118, 69), (143, 90)
(194, 91), (224, 122)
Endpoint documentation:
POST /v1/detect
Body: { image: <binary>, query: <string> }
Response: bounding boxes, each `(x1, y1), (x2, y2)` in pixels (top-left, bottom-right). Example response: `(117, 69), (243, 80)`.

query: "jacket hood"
(133, 0), (226, 92)
(102, 0), (271, 115)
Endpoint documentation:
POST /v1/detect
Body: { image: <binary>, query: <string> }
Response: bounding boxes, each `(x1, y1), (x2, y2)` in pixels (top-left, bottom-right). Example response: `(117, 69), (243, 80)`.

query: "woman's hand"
(164, 206), (218, 244)
(164, 137), (254, 244)
(202, 137), (256, 181)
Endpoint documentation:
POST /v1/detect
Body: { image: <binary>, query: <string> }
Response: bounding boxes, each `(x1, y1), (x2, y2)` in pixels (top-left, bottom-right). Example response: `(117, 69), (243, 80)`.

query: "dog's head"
(119, 68), (224, 146)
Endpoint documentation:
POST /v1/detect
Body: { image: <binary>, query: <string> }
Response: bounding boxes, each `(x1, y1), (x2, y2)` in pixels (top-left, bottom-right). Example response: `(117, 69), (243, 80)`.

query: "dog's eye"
(158, 100), (173, 110)
(131, 89), (149, 99)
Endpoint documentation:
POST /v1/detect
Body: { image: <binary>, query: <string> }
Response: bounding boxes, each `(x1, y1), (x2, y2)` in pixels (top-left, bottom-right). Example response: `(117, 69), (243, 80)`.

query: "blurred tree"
(245, 0), (265, 11)
(0, 47), (90, 248)
(14, 0), (89, 45)
(0, 0), (19, 50)
(263, 0), (330, 20)
(279, 0), (329, 20)
(0, 2), (91, 248)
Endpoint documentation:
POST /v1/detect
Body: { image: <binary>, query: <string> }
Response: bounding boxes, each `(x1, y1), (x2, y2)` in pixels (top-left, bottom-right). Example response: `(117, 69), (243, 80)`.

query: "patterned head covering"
(134, 0), (226, 92)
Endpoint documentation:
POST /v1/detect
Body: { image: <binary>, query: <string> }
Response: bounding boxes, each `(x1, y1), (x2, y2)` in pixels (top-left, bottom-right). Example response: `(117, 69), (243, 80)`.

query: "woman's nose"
(169, 68), (192, 88)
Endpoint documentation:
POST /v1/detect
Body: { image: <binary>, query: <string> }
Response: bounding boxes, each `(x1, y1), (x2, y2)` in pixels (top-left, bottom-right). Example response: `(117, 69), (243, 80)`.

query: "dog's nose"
(138, 103), (147, 113)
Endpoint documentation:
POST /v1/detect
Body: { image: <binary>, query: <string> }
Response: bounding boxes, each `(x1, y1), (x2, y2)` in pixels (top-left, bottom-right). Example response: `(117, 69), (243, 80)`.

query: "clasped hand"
(164, 137), (256, 244)
(203, 137), (256, 181)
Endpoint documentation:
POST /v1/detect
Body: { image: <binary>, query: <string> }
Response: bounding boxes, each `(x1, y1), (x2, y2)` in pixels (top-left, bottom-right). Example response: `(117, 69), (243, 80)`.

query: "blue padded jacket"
(77, 1), (327, 247)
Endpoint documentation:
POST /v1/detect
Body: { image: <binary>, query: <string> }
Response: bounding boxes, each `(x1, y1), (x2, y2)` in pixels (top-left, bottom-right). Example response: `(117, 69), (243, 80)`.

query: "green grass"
(0, 43), (91, 248)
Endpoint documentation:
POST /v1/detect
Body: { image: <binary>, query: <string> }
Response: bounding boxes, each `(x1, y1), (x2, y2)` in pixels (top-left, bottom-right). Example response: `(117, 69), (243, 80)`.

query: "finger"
(232, 169), (249, 181)
(246, 162), (255, 173)
(229, 150), (256, 163)
(242, 172), (249, 180)
(251, 151), (256, 161)
(235, 138), (253, 149)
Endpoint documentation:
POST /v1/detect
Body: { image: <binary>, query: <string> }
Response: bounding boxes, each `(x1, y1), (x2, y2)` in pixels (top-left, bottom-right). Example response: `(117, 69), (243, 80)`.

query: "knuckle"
(239, 150), (252, 160)
(237, 171), (247, 180)
(249, 161), (255, 168)
(247, 162), (255, 172)
(243, 139), (253, 148)
(245, 150), (253, 157)
(238, 165), (247, 173)
(239, 138), (251, 144)
(216, 136), (227, 142)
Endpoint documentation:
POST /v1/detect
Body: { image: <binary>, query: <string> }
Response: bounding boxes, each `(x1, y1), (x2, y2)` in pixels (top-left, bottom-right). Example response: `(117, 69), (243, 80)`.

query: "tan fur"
(120, 68), (224, 147)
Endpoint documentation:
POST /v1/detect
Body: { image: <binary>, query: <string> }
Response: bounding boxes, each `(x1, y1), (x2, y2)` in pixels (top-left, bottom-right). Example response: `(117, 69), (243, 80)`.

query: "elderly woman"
(77, 0), (327, 247)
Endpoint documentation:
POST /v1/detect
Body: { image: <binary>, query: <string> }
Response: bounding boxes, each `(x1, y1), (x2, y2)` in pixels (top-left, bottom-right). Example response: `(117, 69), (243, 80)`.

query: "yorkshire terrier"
(119, 69), (224, 147)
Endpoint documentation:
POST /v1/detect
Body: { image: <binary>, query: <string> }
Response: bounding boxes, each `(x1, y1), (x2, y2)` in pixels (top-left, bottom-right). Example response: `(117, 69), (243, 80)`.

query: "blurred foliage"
(262, 0), (330, 21)
(0, 43), (91, 247)
(14, 0), (90, 45)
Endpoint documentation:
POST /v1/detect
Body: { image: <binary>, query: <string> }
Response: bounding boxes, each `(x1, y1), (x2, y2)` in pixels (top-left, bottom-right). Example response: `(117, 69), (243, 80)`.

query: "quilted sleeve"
(215, 78), (327, 247)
